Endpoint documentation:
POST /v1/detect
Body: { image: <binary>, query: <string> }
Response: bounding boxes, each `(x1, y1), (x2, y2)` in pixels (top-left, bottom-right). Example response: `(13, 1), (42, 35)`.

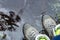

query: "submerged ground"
(0, 0), (58, 40)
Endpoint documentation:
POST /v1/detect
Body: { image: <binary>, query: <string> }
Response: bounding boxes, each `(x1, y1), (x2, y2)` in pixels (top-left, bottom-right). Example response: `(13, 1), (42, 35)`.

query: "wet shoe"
(23, 24), (39, 40)
(42, 15), (56, 38)
(23, 24), (50, 40)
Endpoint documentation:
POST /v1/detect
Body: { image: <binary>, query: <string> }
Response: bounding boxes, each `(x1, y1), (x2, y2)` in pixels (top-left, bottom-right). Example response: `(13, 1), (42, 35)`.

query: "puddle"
(0, 0), (59, 40)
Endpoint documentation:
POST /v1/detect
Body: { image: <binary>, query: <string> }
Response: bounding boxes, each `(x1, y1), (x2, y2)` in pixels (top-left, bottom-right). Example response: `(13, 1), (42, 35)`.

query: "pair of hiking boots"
(23, 15), (57, 40)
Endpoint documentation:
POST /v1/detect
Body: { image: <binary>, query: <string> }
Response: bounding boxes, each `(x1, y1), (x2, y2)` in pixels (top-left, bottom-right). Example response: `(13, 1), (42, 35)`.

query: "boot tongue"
(55, 29), (60, 36)
(35, 34), (50, 40)
(38, 36), (47, 40)
(53, 24), (60, 36)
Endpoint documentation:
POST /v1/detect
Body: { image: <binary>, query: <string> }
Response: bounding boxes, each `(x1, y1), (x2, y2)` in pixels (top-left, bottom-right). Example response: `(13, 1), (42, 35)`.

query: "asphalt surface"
(0, 0), (57, 40)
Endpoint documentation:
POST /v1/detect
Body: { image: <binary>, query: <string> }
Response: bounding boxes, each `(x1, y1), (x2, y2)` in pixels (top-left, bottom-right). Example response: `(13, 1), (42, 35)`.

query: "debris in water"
(0, 11), (21, 31)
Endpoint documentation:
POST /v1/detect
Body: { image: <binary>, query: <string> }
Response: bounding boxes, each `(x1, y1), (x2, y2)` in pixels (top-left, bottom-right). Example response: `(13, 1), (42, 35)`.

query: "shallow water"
(0, 0), (58, 40)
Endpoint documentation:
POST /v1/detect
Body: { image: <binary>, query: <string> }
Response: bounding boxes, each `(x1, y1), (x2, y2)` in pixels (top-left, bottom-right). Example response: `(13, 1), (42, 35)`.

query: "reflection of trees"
(0, 11), (21, 31)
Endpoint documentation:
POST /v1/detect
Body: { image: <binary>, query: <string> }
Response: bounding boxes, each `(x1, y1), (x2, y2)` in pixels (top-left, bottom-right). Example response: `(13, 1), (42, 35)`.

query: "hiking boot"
(42, 15), (56, 38)
(23, 24), (50, 40)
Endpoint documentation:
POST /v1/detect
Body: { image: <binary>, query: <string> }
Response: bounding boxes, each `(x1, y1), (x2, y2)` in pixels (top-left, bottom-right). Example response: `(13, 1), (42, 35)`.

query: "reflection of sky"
(48, 0), (60, 13)
(0, 0), (25, 11)
(0, 0), (59, 40)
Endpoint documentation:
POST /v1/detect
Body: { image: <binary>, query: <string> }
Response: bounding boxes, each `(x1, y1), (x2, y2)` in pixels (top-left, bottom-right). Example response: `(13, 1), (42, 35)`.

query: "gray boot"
(42, 15), (56, 38)
(23, 24), (50, 40)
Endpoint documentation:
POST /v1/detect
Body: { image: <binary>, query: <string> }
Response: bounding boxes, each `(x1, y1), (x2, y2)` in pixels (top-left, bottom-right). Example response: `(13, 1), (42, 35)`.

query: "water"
(0, 0), (58, 40)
